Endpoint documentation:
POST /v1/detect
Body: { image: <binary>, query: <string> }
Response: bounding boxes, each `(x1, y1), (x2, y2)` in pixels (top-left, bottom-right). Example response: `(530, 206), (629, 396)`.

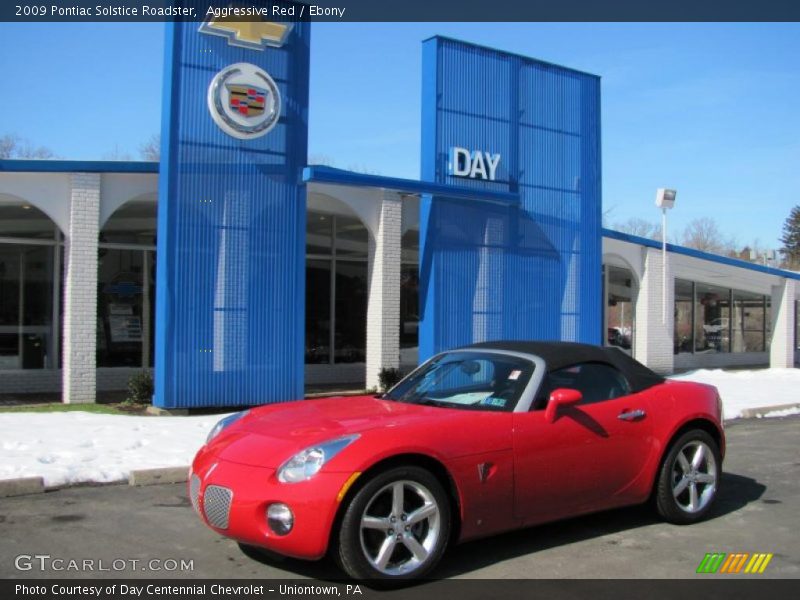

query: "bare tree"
(0, 134), (55, 159)
(612, 217), (662, 241)
(139, 134), (160, 162)
(680, 217), (736, 255)
(102, 144), (133, 161)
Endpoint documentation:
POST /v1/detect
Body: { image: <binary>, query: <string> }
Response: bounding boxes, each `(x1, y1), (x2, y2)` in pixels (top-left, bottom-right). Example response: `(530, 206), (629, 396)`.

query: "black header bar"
(2, 0), (800, 22)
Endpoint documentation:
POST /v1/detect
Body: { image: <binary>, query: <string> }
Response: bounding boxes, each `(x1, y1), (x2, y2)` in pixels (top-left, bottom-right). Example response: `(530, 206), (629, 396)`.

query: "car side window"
(533, 362), (631, 409)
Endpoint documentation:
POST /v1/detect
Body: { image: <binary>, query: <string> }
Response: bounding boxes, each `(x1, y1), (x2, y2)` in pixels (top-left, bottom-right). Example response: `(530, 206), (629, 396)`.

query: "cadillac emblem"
(207, 63), (280, 139)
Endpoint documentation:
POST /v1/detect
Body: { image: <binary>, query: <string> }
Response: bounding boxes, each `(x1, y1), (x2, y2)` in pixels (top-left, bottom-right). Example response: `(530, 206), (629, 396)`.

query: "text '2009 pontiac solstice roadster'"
(190, 341), (725, 582)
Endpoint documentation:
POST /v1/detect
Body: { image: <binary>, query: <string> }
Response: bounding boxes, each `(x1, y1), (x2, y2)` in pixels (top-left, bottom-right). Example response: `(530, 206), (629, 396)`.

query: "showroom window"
(0, 203), (62, 370)
(674, 279), (694, 354)
(305, 211), (368, 364)
(400, 226), (420, 364)
(97, 201), (156, 368)
(673, 279), (771, 355)
(694, 283), (731, 353)
(603, 265), (635, 354)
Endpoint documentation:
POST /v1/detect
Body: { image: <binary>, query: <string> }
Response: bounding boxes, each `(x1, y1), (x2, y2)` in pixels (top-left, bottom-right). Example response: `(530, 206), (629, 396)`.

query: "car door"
(512, 362), (654, 525)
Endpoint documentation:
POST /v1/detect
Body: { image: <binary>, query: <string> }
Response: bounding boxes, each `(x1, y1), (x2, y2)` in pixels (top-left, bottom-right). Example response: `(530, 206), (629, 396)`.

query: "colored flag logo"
(226, 84), (267, 117)
(696, 552), (773, 574)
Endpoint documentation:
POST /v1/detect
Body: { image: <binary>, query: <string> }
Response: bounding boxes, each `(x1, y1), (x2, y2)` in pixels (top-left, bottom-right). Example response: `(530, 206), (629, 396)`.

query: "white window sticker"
(508, 370), (522, 381)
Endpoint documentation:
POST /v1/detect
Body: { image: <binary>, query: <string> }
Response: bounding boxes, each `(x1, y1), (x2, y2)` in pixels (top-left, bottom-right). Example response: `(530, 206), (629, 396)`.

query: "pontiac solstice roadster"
(190, 341), (724, 581)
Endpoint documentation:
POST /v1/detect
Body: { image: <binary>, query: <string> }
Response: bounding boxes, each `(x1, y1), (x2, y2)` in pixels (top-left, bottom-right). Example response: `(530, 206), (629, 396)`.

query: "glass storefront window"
(401, 229), (419, 263)
(675, 278), (771, 356)
(0, 244), (56, 369)
(765, 297), (772, 351)
(694, 283), (731, 353)
(305, 259), (331, 364)
(97, 201), (157, 368)
(674, 279), (694, 354)
(795, 299), (800, 353)
(96, 248), (154, 367)
(305, 211), (370, 365)
(732, 290), (765, 352)
(400, 265), (419, 350)
(0, 203), (60, 371)
(605, 265), (634, 353)
(335, 261), (367, 362)
(400, 217), (420, 364)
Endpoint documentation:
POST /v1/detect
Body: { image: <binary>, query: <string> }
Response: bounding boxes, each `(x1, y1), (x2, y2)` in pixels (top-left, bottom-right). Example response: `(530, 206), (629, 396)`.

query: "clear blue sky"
(1, 22), (798, 248)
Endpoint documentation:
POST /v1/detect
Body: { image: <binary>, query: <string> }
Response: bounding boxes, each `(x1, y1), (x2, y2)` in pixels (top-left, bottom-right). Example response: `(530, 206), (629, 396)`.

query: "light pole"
(655, 188), (677, 324)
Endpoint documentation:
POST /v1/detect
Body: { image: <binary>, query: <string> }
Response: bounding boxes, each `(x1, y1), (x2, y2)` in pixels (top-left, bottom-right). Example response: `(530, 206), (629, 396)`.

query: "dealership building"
(1, 26), (798, 406)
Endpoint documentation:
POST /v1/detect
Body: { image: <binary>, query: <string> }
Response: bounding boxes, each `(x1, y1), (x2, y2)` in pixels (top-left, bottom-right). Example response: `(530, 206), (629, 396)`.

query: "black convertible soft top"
(464, 340), (665, 393)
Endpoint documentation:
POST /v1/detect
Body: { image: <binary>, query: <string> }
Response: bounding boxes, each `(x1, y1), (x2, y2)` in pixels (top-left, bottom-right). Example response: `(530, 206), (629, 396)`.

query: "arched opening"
(602, 257), (639, 355)
(97, 199), (156, 368)
(0, 200), (62, 370)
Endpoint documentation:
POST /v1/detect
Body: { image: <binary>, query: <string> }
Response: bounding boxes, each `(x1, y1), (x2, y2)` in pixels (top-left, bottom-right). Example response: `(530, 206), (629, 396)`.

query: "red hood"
(208, 395), (501, 468)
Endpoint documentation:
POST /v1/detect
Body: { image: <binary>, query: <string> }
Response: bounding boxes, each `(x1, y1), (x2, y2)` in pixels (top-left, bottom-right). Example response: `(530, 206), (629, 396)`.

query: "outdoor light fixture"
(655, 189), (677, 323)
(655, 188), (677, 210)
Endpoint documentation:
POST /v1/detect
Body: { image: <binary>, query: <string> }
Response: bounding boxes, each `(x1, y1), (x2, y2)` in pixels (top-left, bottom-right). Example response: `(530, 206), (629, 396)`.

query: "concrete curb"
(0, 476), (45, 498)
(128, 466), (190, 487)
(740, 403), (800, 419)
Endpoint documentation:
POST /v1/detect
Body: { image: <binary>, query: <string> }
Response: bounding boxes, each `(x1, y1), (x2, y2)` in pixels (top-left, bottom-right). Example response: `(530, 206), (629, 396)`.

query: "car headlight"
(277, 434), (360, 483)
(206, 410), (249, 443)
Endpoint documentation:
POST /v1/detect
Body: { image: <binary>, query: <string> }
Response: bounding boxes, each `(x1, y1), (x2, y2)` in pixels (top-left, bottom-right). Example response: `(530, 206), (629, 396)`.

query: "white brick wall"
(770, 279), (797, 368)
(0, 368), (151, 395)
(62, 173), (100, 403)
(634, 247), (675, 374)
(365, 190), (403, 390)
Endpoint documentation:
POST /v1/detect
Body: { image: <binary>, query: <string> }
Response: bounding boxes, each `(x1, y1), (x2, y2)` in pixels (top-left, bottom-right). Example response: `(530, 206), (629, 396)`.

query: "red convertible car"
(190, 341), (724, 582)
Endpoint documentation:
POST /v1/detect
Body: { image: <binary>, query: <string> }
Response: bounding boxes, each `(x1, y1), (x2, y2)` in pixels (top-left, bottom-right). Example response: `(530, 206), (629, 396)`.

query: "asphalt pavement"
(1, 416), (798, 580)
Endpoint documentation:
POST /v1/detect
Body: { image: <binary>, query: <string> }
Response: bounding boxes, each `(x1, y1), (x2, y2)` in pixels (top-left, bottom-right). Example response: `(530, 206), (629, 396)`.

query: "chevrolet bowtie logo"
(199, 12), (292, 50)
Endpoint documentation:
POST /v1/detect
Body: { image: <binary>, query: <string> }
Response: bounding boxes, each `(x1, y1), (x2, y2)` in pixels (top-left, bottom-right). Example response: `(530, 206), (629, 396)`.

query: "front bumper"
(190, 449), (354, 560)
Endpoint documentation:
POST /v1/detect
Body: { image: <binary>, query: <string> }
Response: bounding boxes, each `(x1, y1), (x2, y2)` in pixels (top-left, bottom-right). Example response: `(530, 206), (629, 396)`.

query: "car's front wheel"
(655, 429), (721, 524)
(336, 465), (451, 582)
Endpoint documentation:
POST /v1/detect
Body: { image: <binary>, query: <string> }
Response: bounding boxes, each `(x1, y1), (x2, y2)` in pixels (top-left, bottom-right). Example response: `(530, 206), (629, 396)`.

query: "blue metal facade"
(419, 37), (602, 361)
(154, 19), (310, 408)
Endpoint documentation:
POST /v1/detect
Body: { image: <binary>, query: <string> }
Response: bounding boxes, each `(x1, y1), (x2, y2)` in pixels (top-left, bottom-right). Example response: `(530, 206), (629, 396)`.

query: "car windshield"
(383, 351), (535, 412)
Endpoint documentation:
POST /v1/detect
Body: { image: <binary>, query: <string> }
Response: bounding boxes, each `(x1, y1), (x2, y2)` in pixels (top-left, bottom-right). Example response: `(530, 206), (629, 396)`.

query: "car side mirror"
(545, 388), (583, 423)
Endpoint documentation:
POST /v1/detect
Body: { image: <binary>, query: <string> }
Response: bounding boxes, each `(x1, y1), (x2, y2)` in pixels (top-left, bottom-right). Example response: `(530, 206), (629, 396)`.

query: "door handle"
(618, 409), (646, 421)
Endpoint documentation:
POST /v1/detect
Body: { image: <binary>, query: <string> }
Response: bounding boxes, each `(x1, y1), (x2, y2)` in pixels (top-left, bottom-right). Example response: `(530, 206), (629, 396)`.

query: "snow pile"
(0, 411), (229, 487)
(0, 368), (798, 486)
(669, 368), (800, 419)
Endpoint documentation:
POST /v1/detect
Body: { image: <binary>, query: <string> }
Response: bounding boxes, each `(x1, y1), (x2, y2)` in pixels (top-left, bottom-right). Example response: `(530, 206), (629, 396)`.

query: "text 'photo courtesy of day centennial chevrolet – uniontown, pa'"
(44, 4), (347, 18)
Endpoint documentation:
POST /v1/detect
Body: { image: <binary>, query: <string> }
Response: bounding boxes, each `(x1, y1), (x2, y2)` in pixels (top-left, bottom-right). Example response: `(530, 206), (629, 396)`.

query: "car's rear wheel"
(336, 465), (450, 583)
(655, 429), (721, 524)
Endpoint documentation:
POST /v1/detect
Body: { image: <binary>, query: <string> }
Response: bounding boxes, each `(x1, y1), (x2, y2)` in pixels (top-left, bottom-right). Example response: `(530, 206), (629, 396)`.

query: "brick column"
(62, 173), (100, 403)
(366, 190), (402, 391)
(770, 279), (797, 369)
(634, 247), (674, 374)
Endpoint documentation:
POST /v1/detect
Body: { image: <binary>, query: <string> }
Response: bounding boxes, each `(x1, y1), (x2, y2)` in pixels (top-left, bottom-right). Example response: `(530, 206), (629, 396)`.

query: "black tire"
(335, 465), (451, 583)
(655, 429), (721, 524)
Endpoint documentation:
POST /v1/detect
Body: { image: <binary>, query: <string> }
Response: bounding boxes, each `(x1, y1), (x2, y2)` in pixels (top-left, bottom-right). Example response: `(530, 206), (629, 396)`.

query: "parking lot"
(0, 416), (798, 580)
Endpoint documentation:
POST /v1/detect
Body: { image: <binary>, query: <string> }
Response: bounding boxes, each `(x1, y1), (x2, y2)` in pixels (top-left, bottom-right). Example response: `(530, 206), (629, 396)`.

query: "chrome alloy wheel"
(359, 480), (441, 576)
(671, 440), (718, 513)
